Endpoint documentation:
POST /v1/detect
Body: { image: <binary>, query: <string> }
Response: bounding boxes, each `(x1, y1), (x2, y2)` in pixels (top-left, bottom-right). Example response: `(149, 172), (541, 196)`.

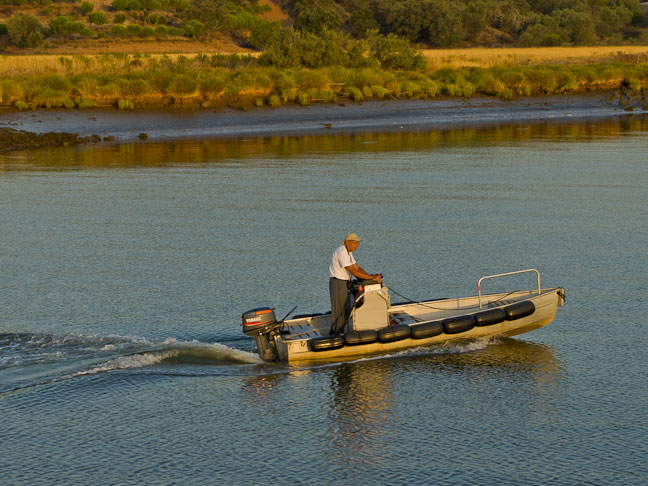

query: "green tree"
(250, 20), (282, 48)
(348, 7), (380, 38)
(463, 0), (489, 39)
(112, 0), (128, 10)
(258, 28), (302, 68)
(183, 19), (205, 37)
(293, 0), (344, 35)
(428, 0), (465, 46)
(519, 15), (565, 46)
(88, 11), (108, 25)
(49, 16), (93, 37)
(80, 1), (94, 15)
(7, 13), (44, 47)
(370, 32), (427, 70)
(553, 8), (596, 44)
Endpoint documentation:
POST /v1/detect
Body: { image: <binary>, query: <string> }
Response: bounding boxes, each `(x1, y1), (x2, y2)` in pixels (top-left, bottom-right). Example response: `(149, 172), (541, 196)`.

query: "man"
(329, 233), (382, 335)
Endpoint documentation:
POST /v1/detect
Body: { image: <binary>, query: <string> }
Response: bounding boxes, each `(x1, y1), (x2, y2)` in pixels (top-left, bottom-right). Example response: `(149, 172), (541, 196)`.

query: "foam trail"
(69, 351), (180, 378)
(173, 341), (263, 364)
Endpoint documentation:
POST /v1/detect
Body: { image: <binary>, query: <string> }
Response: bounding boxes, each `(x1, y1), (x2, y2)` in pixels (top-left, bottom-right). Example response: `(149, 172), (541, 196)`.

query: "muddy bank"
(0, 93), (645, 151)
(0, 128), (106, 152)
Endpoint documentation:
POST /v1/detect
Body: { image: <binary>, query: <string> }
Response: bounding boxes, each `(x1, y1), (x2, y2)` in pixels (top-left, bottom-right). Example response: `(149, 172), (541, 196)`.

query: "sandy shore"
(0, 93), (644, 149)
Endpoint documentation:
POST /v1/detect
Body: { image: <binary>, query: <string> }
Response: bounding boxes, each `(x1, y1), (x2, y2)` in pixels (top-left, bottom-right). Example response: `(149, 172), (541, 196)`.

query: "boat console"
(349, 279), (391, 332)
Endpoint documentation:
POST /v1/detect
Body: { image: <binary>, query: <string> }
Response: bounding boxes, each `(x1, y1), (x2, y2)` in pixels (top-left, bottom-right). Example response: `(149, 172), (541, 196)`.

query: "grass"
(423, 46), (648, 69)
(1, 48), (647, 110)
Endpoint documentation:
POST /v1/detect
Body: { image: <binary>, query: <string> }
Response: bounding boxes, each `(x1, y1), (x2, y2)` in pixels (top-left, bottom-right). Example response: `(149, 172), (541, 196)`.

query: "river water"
(1, 103), (647, 485)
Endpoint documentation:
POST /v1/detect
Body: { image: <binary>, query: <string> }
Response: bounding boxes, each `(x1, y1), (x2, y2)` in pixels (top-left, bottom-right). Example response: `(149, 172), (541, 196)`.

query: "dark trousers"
(329, 277), (352, 335)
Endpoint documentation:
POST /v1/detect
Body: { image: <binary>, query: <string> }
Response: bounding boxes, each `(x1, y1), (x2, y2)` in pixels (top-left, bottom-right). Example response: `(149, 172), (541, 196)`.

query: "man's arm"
(345, 264), (382, 282)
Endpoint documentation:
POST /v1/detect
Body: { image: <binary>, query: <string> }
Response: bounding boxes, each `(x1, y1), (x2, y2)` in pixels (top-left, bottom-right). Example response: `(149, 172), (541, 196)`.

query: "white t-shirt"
(329, 244), (356, 280)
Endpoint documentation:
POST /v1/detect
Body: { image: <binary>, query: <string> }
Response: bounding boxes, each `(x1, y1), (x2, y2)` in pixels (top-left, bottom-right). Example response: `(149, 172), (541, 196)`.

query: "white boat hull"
(274, 287), (565, 363)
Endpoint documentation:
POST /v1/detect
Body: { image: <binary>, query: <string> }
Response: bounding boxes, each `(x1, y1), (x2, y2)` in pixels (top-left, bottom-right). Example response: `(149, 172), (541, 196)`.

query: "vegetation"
(0, 0), (647, 51)
(0, 1), (646, 111)
(0, 52), (646, 111)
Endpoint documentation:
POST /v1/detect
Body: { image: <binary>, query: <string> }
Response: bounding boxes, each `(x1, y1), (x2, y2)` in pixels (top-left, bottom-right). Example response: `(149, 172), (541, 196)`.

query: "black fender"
(504, 301), (535, 320)
(474, 308), (507, 327)
(345, 330), (378, 346)
(310, 335), (345, 351)
(410, 321), (444, 339)
(443, 315), (476, 334)
(378, 324), (411, 343)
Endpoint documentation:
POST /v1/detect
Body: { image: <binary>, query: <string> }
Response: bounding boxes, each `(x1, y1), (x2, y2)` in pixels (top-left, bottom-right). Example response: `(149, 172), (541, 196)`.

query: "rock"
(138, 133), (148, 140)
(0, 127), (87, 152)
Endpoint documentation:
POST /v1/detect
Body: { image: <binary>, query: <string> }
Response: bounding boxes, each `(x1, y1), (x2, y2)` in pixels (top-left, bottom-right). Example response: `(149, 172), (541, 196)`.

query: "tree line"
(275, 0), (648, 46)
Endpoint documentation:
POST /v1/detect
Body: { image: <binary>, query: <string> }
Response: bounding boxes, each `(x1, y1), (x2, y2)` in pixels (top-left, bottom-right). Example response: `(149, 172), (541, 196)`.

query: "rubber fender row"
(309, 301), (535, 351)
(503, 300), (535, 320)
(345, 330), (378, 345)
(310, 335), (345, 351)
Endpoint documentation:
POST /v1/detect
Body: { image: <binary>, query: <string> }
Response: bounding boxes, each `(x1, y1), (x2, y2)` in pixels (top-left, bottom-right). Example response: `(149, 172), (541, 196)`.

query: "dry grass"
(423, 46), (648, 69)
(0, 51), (260, 76)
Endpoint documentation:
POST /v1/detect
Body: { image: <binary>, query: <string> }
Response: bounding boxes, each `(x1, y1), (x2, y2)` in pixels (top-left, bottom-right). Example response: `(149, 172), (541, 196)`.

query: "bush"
(80, 1), (93, 15)
(8, 13), (45, 48)
(294, 0), (344, 35)
(77, 98), (95, 109)
(183, 19), (205, 38)
(88, 12), (108, 25)
(250, 20), (281, 49)
(370, 34), (427, 71)
(49, 16), (93, 37)
(110, 25), (127, 36)
(33, 87), (70, 108)
(347, 86), (363, 101)
(117, 98), (134, 109)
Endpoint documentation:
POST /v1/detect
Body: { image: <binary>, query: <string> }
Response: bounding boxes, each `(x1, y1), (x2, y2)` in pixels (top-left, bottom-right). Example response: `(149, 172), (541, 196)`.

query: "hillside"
(1, 0), (648, 54)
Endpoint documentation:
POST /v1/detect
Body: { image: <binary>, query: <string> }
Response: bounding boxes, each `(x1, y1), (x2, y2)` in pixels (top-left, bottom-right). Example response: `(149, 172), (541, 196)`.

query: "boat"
(241, 269), (565, 363)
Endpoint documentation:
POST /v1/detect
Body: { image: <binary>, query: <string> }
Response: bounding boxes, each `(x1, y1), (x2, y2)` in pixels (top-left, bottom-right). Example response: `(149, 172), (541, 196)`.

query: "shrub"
(169, 75), (198, 95)
(1, 79), (24, 104)
(370, 34), (427, 71)
(183, 19), (205, 38)
(296, 90), (309, 105)
(8, 13), (45, 48)
(294, 0), (344, 35)
(33, 87), (70, 108)
(14, 100), (32, 111)
(112, 0), (128, 10)
(77, 99), (95, 109)
(267, 93), (281, 108)
(347, 86), (363, 101)
(110, 25), (127, 36)
(49, 16), (93, 37)
(117, 98), (134, 109)
(250, 20), (281, 49)
(80, 1), (93, 15)
(88, 12), (108, 25)
(113, 14), (126, 24)
(126, 24), (142, 36)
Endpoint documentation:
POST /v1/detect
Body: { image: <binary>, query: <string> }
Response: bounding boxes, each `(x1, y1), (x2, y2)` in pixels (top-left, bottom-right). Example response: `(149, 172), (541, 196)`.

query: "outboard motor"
(242, 307), (280, 361)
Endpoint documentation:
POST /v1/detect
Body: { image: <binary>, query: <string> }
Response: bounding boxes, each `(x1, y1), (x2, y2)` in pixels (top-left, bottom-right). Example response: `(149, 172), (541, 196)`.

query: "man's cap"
(345, 233), (362, 242)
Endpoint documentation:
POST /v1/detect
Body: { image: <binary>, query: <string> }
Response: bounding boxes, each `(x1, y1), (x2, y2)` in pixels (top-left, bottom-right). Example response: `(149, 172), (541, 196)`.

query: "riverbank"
(1, 93), (646, 151)
(1, 51), (648, 113)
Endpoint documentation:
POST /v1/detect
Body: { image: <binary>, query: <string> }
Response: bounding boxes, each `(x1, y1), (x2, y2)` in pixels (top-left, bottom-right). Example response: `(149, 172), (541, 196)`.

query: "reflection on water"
(241, 338), (563, 470)
(321, 338), (563, 468)
(1, 115), (646, 171)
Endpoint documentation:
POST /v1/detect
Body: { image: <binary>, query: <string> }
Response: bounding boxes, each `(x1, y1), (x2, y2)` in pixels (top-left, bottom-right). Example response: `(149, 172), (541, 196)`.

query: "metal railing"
(478, 269), (541, 309)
